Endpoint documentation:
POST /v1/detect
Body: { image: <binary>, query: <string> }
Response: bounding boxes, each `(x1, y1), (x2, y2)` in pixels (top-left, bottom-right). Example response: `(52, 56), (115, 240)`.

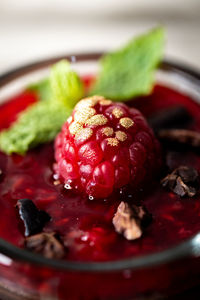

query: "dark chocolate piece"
(148, 105), (191, 131)
(112, 201), (152, 240)
(16, 199), (51, 237)
(161, 166), (199, 197)
(158, 129), (200, 148)
(25, 232), (65, 259)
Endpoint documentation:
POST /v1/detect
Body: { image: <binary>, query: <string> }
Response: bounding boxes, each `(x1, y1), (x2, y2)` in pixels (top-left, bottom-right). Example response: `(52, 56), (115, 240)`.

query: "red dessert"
(0, 68), (200, 300)
(0, 82), (200, 264)
(54, 96), (161, 199)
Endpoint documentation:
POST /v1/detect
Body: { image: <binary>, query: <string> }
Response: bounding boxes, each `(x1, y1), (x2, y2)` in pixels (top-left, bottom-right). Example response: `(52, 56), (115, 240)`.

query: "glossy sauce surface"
(0, 83), (200, 262)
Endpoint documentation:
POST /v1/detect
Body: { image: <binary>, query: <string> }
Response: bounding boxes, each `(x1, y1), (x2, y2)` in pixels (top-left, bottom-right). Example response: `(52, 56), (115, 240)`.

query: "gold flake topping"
(75, 96), (105, 110)
(99, 99), (112, 106)
(75, 99), (92, 110)
(119, 117), (134, 129)
(69, 122), (83, 135)
(53, 180), (61, 186)
(112, 108), (124, 118)
(74, 107), (96, 124)
(115, 131), (127, 142)
(75, 128), (93, 142)
(67, 116), (73, 124)
(102, 127), (114, 137)
(86, 114), (108, 126)
(107, 138), (119, 147)
(92, 95), (105, 101)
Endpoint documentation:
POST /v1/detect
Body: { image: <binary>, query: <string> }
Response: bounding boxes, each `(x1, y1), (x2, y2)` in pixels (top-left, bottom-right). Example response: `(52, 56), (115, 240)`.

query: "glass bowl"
(0, 53), (200, 300)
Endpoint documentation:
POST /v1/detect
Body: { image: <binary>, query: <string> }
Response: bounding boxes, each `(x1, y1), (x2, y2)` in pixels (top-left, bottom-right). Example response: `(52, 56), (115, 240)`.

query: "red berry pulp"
(54, 96), (161, 199)
(0, 79), (200, 264)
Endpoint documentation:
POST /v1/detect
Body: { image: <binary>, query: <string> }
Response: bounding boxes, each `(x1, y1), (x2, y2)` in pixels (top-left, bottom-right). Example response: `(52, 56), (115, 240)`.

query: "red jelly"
(0, 83), (200, 263)
(1, 73), (200, 299)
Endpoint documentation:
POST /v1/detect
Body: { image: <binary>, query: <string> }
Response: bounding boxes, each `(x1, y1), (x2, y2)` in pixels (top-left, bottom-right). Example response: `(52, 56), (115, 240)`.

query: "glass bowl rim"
(0, 52), (200, 272)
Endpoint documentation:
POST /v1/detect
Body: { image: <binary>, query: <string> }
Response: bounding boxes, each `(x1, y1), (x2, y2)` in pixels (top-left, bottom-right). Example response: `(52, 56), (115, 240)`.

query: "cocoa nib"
(148, 105), (191, 132)
(16, 199), (51, 237)
(161, 166), (199, 197)
(25, 232), (65, 259)
(158, 129), (200, 148)
(112, 201), (152, 241)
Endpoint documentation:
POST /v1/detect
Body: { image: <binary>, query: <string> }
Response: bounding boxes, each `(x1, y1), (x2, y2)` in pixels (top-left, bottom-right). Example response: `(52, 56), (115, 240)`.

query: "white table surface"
(0, 0), (200, 74)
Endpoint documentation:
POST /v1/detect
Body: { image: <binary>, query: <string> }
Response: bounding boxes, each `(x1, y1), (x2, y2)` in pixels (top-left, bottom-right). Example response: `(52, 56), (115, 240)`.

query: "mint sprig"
(90, 27), (165, 100)
(0, 101), (69, 155)
(50, 60), (84, 108)
(0, 60), (83, 154)
(28, 78), (51, 102)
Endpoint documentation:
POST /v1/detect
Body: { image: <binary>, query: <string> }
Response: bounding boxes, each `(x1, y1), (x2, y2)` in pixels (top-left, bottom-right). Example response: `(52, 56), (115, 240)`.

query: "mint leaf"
(90, 27), (165, 100)
(0, 59), (84, 154)
(50, 60), (84, 108)
(27, 78), (52, 101)
(0, 101), (70, 155)
(27, 60), (84, 107)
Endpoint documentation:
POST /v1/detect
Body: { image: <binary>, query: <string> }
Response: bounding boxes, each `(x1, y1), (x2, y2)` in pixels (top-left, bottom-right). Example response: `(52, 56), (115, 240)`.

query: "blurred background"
(0, 0), (200, 73)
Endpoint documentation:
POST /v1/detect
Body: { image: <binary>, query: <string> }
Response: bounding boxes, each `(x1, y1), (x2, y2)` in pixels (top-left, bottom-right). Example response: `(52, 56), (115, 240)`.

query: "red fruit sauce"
(0, 81), (200, 263)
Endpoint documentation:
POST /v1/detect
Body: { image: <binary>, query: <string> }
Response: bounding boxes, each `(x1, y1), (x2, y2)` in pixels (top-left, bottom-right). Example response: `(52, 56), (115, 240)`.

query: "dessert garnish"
(0, 27), (164, 155)
(25, 232), (65, 259)
(112, 201), (152, 240)
(54, 95), (161, 199)
(16, 199), (51, 237)
(148, 105), (191, 131)
(158, 129), (200, 148)
(161, 166), (199, 197)
(0, 61), (84, 154)
(90, 27), (164, 100)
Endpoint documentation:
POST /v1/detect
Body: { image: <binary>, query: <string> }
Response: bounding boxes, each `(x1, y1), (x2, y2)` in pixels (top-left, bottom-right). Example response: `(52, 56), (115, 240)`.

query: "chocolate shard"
(148, 105), (191, 132)
(112, 201), (152, 241)
(16, 199), (51, 237)
(158, 129), (200, 148)
(25, 232), (65, 259)
(161, 166), (199, 197)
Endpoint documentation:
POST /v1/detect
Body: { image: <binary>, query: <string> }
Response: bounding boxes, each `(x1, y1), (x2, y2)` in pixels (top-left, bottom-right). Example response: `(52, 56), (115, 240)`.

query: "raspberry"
(54, 96), (161, 199)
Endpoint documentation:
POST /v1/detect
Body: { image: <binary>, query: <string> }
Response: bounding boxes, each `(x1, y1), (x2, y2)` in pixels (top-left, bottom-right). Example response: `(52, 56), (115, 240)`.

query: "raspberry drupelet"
(54, 96), (161, 199)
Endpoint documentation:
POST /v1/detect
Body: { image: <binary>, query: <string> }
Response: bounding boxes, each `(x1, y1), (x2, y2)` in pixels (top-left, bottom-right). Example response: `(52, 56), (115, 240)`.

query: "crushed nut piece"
(25, 232), (65, 259)
(119, 117), (134, 129)
(161, 166), (199, 197)
(158, 129), (200, 148)
(113, 201), (152, 240)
